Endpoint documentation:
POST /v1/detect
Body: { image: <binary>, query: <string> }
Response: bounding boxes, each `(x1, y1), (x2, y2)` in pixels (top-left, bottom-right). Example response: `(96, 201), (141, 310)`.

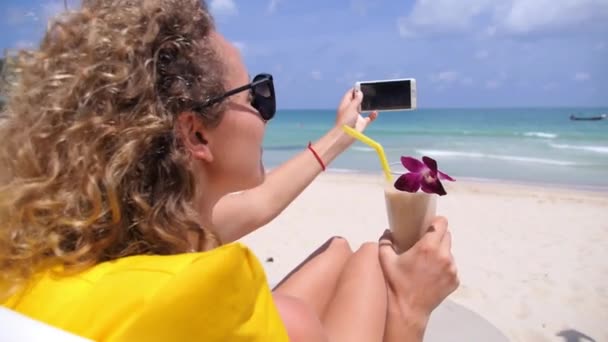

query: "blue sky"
(2, 0), (607, 108)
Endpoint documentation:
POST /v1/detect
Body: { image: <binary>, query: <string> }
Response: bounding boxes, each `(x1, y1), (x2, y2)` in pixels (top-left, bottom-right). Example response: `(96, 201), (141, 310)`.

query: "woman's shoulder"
(84, 241), (259, 278)
(7, 242), (261, 298)
(3, 242), (288, 341)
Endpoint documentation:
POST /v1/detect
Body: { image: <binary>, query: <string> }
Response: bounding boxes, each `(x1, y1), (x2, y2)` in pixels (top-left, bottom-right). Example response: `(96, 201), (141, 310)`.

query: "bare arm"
(212, 126), (351, 243)
(212, 89), (376, 243)
(383, 304), (429, 342)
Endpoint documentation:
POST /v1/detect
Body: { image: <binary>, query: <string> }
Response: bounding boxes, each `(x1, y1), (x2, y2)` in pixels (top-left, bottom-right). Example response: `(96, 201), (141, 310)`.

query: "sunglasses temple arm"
(220, 84), (253, 99)
(190, 76), (273, 111)
(194, 84), (253, 109)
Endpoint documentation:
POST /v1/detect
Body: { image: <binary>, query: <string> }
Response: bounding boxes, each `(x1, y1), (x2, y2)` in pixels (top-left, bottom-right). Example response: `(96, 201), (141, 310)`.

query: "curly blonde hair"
(0, 0), (226, 297)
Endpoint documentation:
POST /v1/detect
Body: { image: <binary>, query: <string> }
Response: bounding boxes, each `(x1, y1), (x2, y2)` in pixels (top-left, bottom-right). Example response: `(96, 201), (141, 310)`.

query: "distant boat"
(570, 114), (607, 121)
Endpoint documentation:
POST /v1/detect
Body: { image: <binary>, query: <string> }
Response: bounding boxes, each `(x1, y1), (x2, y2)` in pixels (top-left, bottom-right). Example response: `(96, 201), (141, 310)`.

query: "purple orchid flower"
(394, 156), (455, 196)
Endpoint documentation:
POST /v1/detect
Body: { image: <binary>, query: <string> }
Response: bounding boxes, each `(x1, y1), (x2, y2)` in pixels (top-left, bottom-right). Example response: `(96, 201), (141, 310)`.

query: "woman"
(210, 87), (378, 244)
(0, 0), (459, 341)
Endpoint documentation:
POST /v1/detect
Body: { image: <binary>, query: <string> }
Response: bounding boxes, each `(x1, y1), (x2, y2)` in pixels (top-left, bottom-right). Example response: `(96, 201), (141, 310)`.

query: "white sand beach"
(240, 173), (608, 342)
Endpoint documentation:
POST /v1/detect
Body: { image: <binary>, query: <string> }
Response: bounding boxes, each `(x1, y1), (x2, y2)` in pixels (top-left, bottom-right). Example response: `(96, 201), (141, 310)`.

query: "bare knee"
(273, 294), (328, 342)
(356, 242), (378, 256)
(350, 242), (380, 270)
(328, 236), (352, 255)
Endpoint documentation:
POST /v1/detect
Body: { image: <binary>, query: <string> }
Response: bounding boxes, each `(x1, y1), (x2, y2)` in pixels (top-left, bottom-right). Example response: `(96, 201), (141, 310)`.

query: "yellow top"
(2, 243), (289, 342)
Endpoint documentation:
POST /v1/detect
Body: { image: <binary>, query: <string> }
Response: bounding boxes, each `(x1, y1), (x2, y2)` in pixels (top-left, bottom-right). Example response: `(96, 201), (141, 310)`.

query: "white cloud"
(7, 1), (77, 27)
(41, 0), (81, 22)
(354, 72), (366, 79)
(14, 40), (35, 49)
(336, 71), (366, 85)
(267, 0), (281, 14)
(431, 71), (460, 83)
(24, 11), (39, 21)
(430, 71), (474, 87)
(7, 8), (30, 25)
(484, 25), (498, 37)
(6, 9), (19, 25)
(398, 0), (498, 38)
(574, 72), (591, 81)
(397, 24), (416, 38)
(351, 0), (377, 16)
(387, 72), (402, 79)
(485, 80), (501, 89)
(502, 0), (608, 35)
(475, 49), (490, 59)
(210, 0), (238, 17)
(461, 77), (474, 86)
(232, 41), (246, 54)
(543, 82), (558, 90)
(397, 0), (608, 38)
(311, 70), (323, 80)
(42, 1), (67, 20)
(273, 64), (284, 73)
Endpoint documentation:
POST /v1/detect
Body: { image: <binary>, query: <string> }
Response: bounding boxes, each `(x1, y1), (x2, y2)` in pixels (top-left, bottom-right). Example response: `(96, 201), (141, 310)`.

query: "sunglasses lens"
(252, 75), (275, 120)
(253, 81), (271, 98)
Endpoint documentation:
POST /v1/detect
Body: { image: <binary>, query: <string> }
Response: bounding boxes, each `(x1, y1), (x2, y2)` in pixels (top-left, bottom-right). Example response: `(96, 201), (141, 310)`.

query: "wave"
(522, 132), (558, 139)
(263, 145), (304, 151)
(549, 143), (608, 154)
(326, 168), (360, 173)
(415, 149), (578, 166)
(368, 128), (496, 138)
(352, 146), (375, 152)
(416, 150), (485, 158)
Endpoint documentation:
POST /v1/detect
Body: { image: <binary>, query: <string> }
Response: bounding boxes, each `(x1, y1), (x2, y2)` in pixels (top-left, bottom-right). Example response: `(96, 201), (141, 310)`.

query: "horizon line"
(277, 105), (608, 110)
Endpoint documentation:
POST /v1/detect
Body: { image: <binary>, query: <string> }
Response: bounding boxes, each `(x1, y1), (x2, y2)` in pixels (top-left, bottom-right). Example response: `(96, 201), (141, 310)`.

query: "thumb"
(338, 88), (356, 112)
(347, 88), (364, 113)
(378, 229), (398, 273)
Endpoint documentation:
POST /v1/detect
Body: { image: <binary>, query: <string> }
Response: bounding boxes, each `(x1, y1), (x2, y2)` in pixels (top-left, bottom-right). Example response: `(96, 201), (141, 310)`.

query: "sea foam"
(416, 149), (577, 166)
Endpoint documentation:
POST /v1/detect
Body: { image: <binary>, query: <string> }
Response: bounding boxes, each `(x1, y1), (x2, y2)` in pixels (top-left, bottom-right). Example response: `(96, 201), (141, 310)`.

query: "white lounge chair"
(0, 307), (92, 342)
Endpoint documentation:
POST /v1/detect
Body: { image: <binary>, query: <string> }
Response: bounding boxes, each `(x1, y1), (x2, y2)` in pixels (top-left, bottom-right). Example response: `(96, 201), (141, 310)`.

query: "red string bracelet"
(307, 142), (326, 171)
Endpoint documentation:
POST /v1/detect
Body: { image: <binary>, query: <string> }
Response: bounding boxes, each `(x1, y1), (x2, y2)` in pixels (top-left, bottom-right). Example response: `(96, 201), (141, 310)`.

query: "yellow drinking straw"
(341, 125), (393, 182)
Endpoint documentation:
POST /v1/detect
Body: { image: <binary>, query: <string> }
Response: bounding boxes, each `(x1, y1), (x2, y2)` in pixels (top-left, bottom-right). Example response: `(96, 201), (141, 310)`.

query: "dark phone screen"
(360, 80), (412, 111)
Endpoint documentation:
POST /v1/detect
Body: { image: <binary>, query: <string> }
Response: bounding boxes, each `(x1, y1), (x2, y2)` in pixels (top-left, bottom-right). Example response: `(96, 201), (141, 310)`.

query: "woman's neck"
(190, 169), (224, 251)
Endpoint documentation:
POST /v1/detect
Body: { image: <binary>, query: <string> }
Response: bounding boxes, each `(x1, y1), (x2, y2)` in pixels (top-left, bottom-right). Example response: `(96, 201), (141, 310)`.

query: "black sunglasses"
(192, 73), (276, 121)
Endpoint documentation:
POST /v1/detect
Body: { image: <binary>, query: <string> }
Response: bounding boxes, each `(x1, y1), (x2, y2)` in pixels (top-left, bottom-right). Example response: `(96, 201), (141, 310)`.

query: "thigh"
(273, 293), (328, 342)
(273, 236), (352, 319)
(323, 242), (387, 342)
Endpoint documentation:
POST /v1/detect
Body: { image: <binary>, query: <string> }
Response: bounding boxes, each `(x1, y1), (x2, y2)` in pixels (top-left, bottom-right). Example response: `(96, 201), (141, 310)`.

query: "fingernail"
(379, 229), (391, 242)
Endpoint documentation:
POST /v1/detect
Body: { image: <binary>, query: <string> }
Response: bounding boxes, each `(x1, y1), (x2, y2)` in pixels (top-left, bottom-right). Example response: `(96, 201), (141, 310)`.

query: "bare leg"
(323, 242), (387, 342)
(272, 294), (329, 342)
(273, 241), (387, 342)
(273, 236), (353, 318)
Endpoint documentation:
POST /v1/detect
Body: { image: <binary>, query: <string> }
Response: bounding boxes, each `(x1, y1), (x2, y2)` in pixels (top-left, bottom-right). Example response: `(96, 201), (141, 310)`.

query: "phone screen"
(359, 80), (413, 111)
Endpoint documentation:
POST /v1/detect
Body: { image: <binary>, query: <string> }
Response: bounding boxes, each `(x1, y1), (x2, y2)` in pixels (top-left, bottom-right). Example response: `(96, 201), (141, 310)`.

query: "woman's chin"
(259, 160), (266, 177)
(253, 162), (266, 187)
(236, 162), (265, 191)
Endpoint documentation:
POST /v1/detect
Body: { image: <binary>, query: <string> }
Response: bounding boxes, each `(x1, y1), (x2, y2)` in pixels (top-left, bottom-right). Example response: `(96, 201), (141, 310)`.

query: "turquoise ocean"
(262, 108), (608, 190)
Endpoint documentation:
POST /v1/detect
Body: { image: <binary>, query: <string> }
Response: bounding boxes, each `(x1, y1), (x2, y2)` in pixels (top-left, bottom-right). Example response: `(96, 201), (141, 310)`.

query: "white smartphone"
(354, 78), (417, 112)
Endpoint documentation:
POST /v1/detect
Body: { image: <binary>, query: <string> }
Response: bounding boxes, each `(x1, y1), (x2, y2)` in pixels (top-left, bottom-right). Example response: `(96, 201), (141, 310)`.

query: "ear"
(176, 112), (213, 163)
